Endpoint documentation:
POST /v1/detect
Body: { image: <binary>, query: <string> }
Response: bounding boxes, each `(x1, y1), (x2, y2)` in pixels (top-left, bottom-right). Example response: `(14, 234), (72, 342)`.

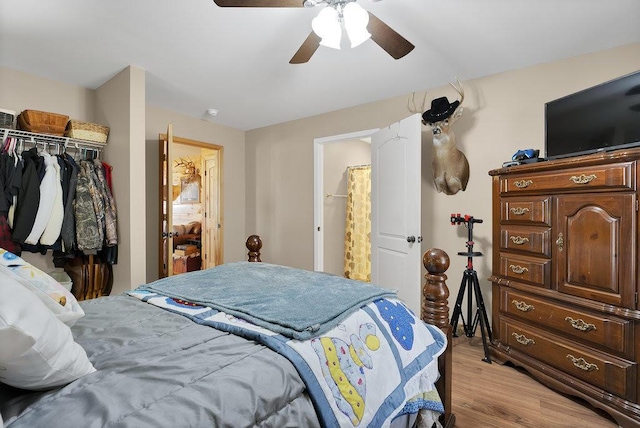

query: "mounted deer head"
(408, 78), (470, 195)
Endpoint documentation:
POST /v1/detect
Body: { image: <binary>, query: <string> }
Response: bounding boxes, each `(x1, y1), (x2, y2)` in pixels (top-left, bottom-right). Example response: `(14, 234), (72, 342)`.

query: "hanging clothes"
(25, 152), (57, 245)
(102, 161), (113, 194)
(59, 153), (79, 253)
(92, 159), (117, 246)
(12, 148), (42, 244)
(84, 161), (105, 247)
(74, 161), (102, 254)
(40, 156), (64, 246)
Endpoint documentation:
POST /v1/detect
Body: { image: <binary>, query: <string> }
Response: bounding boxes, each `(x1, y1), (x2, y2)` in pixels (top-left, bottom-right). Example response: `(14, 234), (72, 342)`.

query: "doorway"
(159, 133), (223, 277)
(313, 115), (423, 314)
(313, 128), (377, 274)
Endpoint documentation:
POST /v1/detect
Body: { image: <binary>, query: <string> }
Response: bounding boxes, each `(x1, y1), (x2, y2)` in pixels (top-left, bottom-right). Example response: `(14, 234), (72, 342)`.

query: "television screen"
(545, 70), (640, 160)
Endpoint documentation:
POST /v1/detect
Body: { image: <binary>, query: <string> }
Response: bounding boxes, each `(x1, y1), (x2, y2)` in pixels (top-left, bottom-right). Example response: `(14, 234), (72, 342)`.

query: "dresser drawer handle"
(509, 264), (529, 274)
(566, 354), (599, 372)
(509, 236), (529, 245)
(512, 332), (535, 346)
(514, 179), (533, 188)
(569, 174), (597, 184)
(510, 207), (530, 215)
(512, 300), (535, 312)
(565, 317), (597, 332)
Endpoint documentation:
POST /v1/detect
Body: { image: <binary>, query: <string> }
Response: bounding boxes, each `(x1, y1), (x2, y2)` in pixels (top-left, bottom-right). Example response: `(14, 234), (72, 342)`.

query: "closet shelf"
(1, 127), (108, 150)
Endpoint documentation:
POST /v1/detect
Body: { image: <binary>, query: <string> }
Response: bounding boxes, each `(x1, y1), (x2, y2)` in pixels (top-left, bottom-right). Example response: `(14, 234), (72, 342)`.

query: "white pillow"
(0, 248), (84, 327)
(0, 269), (96, 390)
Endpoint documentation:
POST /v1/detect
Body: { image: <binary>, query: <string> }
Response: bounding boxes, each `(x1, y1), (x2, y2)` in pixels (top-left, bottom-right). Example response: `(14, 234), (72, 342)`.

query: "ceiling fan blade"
(367, 12), (415, 60)
(290, 32), (321, 64)
(213, 0), (304, 7)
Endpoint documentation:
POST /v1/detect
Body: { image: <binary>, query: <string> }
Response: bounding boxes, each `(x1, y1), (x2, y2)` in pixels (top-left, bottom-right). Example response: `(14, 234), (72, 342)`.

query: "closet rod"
(1, 127), (107, 151)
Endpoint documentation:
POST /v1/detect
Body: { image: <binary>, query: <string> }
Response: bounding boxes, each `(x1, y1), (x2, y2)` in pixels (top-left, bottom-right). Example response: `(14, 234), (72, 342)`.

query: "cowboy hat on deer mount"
(422, 97), (460, 124)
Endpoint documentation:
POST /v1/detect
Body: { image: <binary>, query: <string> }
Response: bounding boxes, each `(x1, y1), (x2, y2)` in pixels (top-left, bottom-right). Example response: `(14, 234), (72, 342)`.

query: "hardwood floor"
(450, 336), (619, 427)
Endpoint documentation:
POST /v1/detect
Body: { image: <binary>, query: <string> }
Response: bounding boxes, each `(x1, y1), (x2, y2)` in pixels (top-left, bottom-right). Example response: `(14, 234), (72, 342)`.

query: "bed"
(0, 237), (455, 428)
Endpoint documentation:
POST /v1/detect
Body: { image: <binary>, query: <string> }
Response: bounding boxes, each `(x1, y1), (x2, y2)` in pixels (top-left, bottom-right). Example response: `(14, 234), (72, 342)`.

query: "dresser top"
(490, 146), (640, 176)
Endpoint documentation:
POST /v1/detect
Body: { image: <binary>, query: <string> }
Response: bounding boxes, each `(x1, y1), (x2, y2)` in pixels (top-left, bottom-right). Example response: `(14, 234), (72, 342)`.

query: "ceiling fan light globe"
(312, 6), (342, 49)
(319, 32), (342, 50)
(343, 2), (371, 48)
(311, 6), (339, 38)
(346, 27), (371, 48)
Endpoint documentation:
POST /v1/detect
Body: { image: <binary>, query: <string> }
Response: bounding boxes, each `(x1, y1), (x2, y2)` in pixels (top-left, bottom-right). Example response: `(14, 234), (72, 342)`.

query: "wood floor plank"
(450, 337), (618, 427)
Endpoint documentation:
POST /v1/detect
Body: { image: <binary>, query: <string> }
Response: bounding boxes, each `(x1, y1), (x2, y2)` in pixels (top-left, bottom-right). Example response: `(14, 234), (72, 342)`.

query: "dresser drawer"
(500, 319), (637, 400)
(500, 226), (551, 257)
(499, 254), (551, 287)
(500, 162), (634, 194)
(501, 288), (633, 357)
(501, 197), (551, 226)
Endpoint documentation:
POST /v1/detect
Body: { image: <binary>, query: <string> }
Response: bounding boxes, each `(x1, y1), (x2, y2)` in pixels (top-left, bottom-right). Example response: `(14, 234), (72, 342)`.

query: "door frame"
(158, 133), (223, 277)
(313, 128), (379, 272)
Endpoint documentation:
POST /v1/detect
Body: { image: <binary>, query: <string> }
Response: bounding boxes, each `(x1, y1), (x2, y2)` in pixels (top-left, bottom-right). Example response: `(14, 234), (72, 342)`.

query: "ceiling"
(1, 0), (639, 131)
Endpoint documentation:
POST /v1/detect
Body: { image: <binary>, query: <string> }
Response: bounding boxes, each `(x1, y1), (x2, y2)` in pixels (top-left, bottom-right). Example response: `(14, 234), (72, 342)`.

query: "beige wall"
(0, 66), (95, 122)
(246, 43), (640, 314)
(96, 66), (147, 293)
(145, 105), (246, 282)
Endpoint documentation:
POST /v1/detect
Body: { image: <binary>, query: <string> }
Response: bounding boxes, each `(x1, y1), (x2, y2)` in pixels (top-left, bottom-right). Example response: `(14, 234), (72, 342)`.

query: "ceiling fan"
(213, 0), (414, 64)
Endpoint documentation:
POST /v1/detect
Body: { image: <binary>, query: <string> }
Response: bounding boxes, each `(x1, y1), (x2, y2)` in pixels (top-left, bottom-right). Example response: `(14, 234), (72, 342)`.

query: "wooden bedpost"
(246, 235), (262, 262)
(422, 248), (455, 428)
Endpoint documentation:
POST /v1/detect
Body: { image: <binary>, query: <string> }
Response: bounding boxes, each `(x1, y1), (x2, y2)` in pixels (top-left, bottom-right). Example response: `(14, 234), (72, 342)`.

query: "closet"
(0, 128), (117, 300)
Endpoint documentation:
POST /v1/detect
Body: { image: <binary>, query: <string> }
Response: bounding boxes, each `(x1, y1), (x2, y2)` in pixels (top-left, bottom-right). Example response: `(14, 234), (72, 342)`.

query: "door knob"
(406, 236), (416, 243)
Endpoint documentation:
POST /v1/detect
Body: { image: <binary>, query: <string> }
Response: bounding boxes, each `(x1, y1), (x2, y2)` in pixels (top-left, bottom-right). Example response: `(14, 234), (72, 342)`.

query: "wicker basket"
(65, 120), (110, 143)
(17, 110), (69, 136)
(0, 108), (16, 129)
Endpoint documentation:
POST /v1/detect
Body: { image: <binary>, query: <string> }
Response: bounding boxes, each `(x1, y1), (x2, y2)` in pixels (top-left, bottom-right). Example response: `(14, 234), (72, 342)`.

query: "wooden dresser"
(489, 149), (640, 427)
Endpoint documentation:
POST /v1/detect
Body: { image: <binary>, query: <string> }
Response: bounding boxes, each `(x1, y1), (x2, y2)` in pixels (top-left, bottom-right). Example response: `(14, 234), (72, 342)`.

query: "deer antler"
(407, 91), (427, 114)
(174, 157), (200, 182)
(449, 77), (464, 105)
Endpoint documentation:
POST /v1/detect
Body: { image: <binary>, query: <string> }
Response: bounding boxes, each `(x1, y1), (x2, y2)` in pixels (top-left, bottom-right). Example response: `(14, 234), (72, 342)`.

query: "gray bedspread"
(0, 295), (321, 428)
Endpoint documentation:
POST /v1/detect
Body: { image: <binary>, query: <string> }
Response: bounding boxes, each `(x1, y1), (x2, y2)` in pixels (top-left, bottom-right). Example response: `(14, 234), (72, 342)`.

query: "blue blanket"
(138, 262), (396, 340)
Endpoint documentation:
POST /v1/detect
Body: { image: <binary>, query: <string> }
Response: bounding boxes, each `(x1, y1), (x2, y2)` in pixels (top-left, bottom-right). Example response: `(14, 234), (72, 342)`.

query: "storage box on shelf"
(0, 109), (16, 129)
(17, 110), (69, 136)
(65, 120), (109, 143)
(489, 150), (640, 428)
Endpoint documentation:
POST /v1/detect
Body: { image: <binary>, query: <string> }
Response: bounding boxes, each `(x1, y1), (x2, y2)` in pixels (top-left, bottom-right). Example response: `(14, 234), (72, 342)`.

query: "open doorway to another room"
(160, 134), (222, 278)
(314, 130), (375, 279)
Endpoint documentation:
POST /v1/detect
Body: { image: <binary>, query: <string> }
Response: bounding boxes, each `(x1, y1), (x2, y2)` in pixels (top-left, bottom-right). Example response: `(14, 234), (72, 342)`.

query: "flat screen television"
(545, 70), (640, 160)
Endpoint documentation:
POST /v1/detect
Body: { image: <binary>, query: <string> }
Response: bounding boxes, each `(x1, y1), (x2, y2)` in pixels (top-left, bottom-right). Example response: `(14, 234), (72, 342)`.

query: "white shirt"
(25, 152), (58, 245)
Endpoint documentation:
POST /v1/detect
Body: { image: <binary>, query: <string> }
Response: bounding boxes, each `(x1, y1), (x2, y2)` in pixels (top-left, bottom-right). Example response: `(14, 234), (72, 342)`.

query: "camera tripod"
(449, 214), (493, 363)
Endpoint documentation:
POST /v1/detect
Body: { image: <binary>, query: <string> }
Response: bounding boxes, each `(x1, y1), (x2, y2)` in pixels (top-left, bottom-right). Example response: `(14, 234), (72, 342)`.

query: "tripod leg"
(466, 270), (473, 337)
(471, 272), (492, 363)
(472, 271), (493, 342)
(450, 273), (468, 337)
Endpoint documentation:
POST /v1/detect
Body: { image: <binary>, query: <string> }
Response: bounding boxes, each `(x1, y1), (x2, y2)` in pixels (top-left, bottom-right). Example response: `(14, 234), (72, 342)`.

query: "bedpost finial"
(423, 248), (450, 274)
(422, 248), (450, 328)
(246, 235), (262, 262)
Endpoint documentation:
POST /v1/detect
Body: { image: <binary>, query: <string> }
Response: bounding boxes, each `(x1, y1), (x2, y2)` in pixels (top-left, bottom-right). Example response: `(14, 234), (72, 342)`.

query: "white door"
(371, 114), (422, 314)
(163, 124), (175, 276)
